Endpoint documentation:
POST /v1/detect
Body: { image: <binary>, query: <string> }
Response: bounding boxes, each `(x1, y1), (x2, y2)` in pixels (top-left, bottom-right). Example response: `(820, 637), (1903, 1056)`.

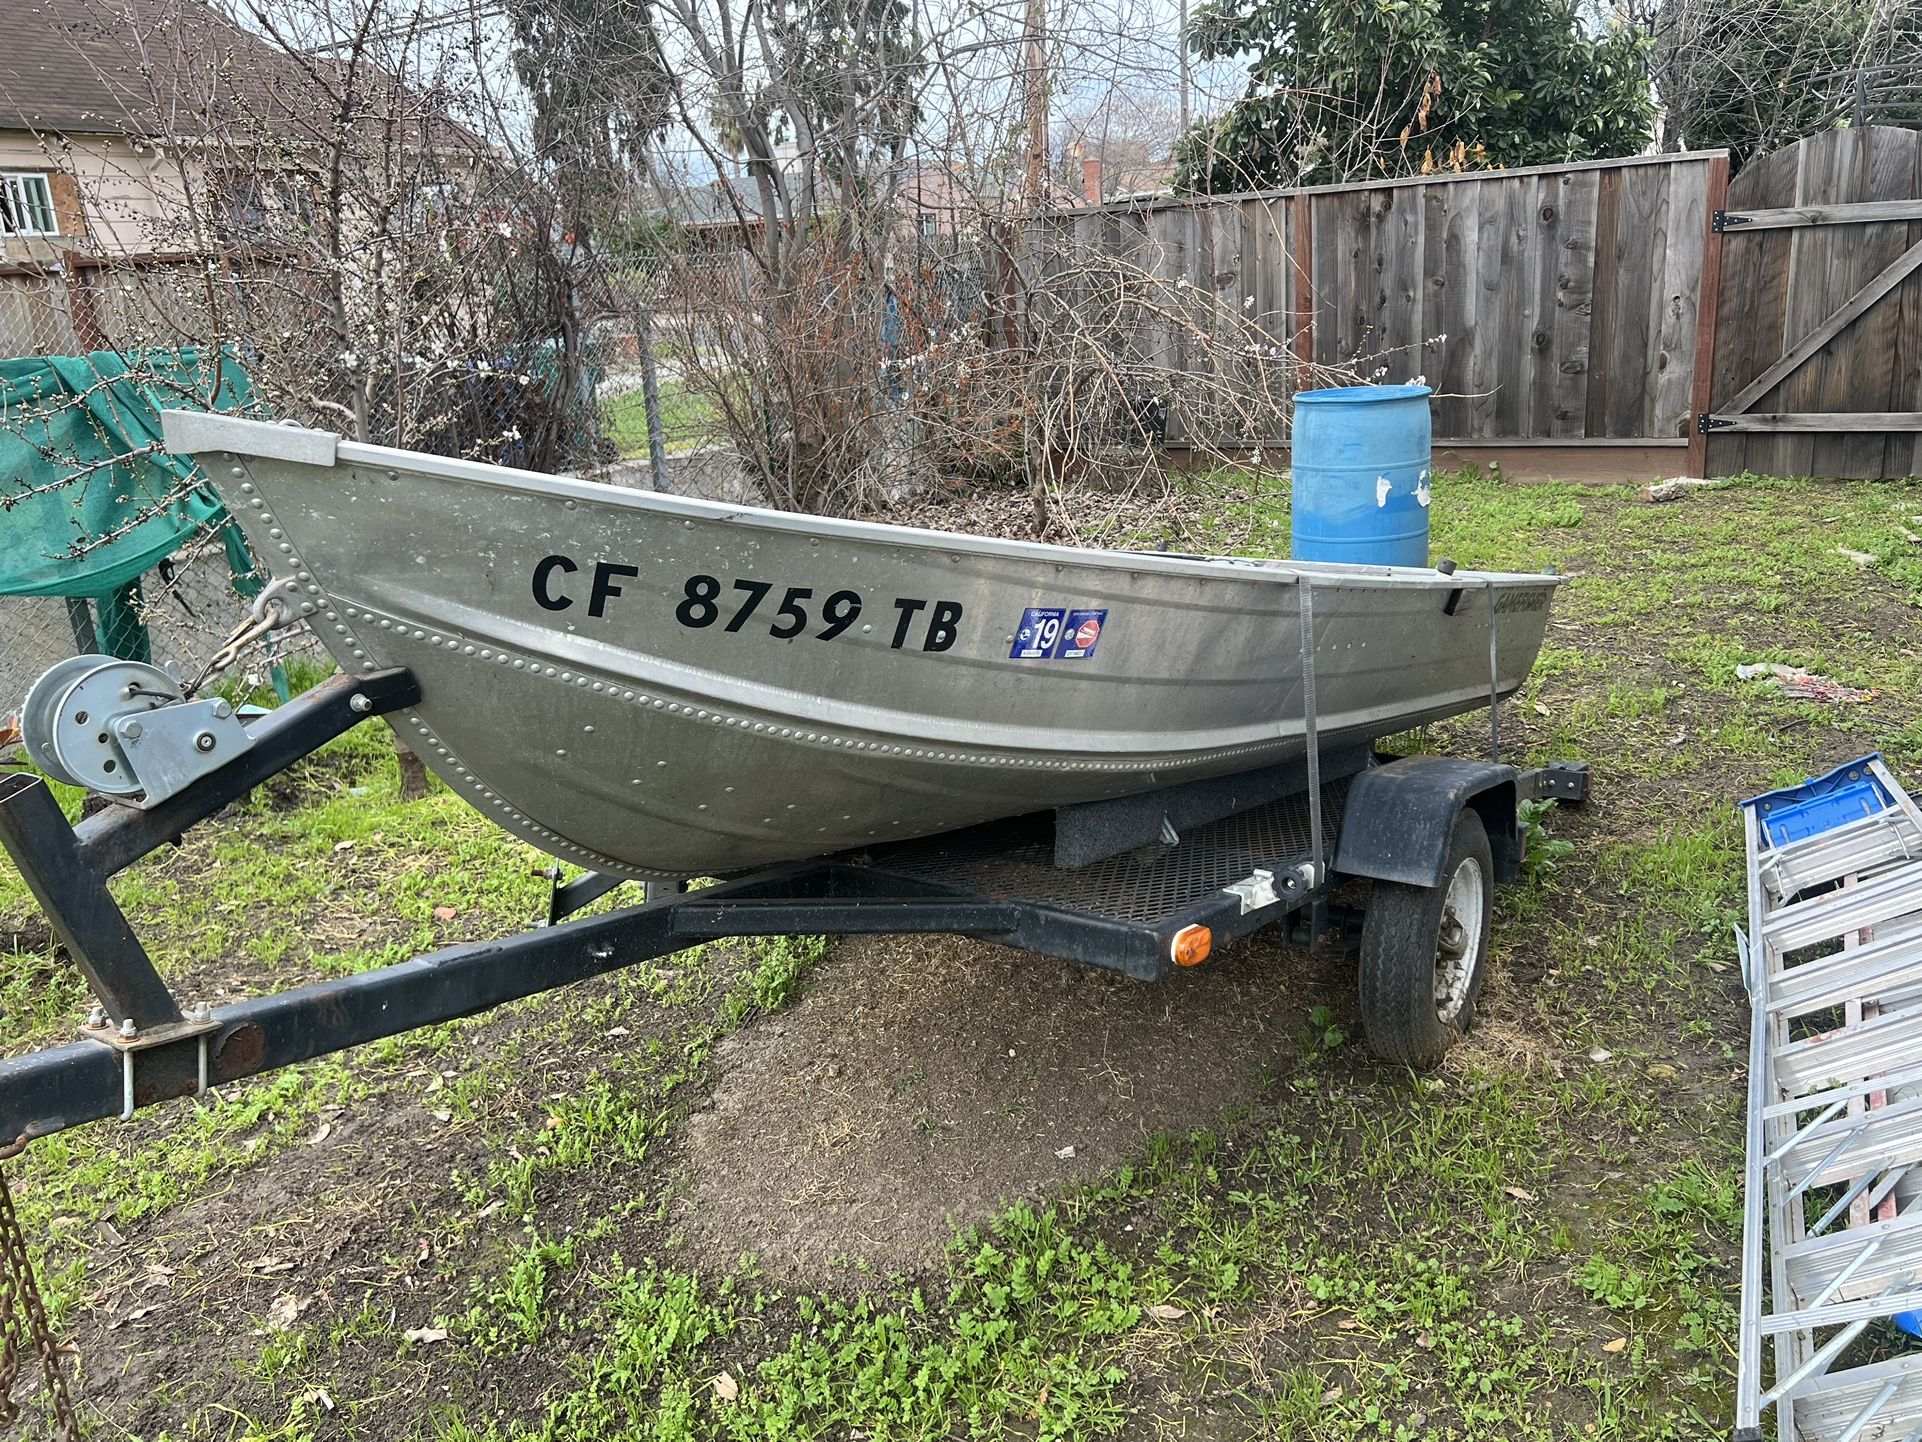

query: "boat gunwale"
(166, 411), (1562, 593)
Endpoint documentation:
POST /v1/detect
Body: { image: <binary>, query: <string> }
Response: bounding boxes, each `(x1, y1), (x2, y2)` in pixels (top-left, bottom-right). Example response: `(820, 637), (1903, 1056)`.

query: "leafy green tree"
(508, 0), (670, 237)
(1178, 0), (1655, 190)
(769, 0), (923, 195)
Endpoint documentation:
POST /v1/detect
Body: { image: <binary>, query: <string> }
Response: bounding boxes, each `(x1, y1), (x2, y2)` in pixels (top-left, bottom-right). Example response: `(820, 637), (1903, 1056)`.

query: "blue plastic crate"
(1740, 754), (1894, 848)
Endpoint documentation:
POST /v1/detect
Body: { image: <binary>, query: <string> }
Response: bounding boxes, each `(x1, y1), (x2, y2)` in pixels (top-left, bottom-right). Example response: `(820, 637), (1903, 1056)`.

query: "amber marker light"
(1170, 925), (1212, 968)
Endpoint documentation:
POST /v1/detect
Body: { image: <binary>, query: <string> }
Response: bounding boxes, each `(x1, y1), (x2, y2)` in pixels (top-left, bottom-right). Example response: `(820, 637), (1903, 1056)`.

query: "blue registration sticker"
(1010, 607), (1066, 659)
(1056, 609), (1107, 659)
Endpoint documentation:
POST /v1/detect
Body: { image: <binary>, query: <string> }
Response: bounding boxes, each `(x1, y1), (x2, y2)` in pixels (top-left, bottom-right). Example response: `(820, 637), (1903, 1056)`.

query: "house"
(0, 0), (480, 357)
(0, 0), (261, 350)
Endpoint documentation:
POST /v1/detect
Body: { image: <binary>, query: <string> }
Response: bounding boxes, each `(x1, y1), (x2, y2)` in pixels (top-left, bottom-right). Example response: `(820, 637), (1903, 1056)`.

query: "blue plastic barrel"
(1290, 384), (1434, 567)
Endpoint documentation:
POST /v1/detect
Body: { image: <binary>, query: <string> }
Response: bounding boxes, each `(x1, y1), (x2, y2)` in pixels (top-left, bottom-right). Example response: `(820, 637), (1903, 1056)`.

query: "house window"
(917, 211), (937, 239)
(220, 172), (315, 242)
(0, 173), (58, 236)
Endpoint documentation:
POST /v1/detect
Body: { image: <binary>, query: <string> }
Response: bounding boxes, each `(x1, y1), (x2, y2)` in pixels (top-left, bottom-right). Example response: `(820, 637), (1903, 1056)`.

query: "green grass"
(602, 380), (723, 458)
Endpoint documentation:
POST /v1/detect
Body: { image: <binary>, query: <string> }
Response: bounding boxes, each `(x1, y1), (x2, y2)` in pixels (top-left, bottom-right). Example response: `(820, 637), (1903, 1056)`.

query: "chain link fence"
(0, 532), (323, 710)
(0, 269), (87, 359)
(589, 255), (724, 470)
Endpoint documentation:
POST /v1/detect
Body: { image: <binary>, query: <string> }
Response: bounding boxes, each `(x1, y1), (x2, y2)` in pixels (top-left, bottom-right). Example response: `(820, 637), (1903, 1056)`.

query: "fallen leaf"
(1588, 1048), (1612, 1063)
(1336, 1318), (1361, 1331)
(265, 1293), (313, 1331)
(1504, 1186), (1536, 1202)
(403, 1325), (450, 1345)
(1053, 1145), (1076, 1160)
(1646, 1064), (1678, 1081)
(300, 1387), (336, 1413)
(1532, 701), (1550, 717)
(1145, 1303), (1187, 1321)
(310, 1121), (333, 1146)
(475, 1200), (504, 1221)
(247, 1256), (296, 1275)
(109, 1303), (165, 1329)
(431, 1109), (452, 1124)
(1602, 1337), (1627, 1354)
(1321, 1385), (1344, 1404)
(333, 839), (355, 852)
(606, 1026), (630, 1038)
(433, 905), (458, 922)
(712, 1371), (740, 1402)
(1415, 1331), (1435, 1349)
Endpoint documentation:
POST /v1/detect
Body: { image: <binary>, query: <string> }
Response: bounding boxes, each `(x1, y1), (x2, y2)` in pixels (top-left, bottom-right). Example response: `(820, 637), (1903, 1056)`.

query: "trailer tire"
(1359, 807), (1494, 1070)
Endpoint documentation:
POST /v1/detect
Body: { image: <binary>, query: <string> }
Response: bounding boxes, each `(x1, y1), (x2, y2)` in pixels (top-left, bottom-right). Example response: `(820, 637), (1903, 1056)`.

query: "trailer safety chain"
(0, 1140), (80, 1441)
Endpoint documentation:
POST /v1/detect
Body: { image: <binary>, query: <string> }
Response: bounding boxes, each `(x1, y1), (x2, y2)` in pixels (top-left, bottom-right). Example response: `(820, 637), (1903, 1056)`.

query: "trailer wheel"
(1359, 808), (1494, 1070)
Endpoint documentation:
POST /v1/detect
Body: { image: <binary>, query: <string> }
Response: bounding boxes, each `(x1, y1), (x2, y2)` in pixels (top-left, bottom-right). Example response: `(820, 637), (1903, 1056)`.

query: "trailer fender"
(1334, 757), (1522, 888)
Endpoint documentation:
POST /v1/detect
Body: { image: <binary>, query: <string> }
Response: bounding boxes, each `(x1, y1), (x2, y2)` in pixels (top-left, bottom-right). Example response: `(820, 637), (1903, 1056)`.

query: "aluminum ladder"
(1738, 754), (1922, 1441)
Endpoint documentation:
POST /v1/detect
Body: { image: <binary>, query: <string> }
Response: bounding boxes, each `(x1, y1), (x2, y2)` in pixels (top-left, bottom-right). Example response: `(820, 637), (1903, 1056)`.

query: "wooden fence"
(1705, 126), (1922, 480)
(1043, 152), (1725, 471)
(1047, 135), (1922, 481)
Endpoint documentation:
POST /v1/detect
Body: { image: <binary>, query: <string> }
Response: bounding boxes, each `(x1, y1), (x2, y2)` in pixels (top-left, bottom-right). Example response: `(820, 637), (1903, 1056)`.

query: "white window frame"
(0, 172), (59, 237)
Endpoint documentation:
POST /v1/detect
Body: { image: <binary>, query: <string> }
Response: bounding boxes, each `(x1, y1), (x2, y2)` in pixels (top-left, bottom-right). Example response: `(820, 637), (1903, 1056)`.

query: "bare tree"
(5, 0), (1362, 557)
(1626, 0), (1922, 162)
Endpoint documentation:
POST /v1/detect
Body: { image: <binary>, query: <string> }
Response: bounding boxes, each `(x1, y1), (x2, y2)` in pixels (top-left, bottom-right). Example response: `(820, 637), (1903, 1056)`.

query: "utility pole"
(1178, 0), (1191, 141)
(1023, 0), (1048, 205)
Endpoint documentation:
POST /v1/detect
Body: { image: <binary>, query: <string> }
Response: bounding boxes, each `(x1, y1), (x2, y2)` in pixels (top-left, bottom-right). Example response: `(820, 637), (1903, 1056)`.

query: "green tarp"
(0, 348), (256, 599)
(0, 349), (260, 661)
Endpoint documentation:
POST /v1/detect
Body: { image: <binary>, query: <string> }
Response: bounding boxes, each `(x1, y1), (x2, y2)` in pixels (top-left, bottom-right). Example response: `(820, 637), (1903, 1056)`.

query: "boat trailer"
(0, 664), (1587, 1149)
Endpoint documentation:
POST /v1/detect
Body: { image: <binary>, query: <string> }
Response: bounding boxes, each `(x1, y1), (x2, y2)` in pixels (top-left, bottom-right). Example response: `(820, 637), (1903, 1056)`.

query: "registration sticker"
(1010, 607), (1066, 659)
(1056, 609), (1107, 659)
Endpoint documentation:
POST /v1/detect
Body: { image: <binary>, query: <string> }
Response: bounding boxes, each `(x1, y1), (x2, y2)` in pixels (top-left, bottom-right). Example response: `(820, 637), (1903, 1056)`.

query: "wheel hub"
(1433, 854), (1485, 1024)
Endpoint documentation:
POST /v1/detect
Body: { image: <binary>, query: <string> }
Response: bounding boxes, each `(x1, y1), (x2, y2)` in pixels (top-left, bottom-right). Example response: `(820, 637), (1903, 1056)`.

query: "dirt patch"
(47, 947), (744, 1439)
(677, 929), (1344, 1284)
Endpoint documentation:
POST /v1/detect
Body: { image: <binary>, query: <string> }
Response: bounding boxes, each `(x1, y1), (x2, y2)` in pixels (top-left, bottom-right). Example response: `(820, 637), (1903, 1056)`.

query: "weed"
(1518, 798), (1575, 882)
(1301, 1003), (1348, 1055)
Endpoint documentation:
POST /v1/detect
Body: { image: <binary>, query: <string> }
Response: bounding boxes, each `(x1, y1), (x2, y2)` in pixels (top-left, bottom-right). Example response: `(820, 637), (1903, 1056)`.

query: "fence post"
(1685, 153), (1732, 479)
(1289, 192), (1314, 375)
(63, 598), (94, 654)
(637, 303), (668, 491)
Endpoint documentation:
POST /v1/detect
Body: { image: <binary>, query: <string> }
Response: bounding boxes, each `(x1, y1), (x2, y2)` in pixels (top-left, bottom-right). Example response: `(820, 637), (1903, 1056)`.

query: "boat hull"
(167, 413), (1559, 879)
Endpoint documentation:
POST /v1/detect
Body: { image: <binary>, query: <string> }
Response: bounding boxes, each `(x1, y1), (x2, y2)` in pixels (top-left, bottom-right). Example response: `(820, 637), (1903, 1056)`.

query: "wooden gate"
(1706, 126), (1922, 478)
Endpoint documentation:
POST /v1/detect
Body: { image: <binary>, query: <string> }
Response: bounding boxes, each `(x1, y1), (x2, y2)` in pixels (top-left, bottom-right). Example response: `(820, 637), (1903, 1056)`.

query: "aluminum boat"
(163, 411), (1559, 879)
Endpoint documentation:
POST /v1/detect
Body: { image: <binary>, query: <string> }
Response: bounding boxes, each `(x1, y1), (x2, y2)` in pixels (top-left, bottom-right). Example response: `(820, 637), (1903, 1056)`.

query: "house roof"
(2, 0), (277, 137)
(0, 0), (477, 150)
(649, 179), (765, 230)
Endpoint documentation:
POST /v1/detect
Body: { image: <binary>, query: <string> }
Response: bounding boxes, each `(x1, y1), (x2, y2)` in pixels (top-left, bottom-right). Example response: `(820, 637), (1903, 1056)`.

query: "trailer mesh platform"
(860, 781), (1350, 926)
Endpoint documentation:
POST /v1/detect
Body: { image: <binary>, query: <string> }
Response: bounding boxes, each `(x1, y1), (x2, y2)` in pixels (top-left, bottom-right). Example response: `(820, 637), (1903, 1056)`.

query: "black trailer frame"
(0, 667), (1587, 1149)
